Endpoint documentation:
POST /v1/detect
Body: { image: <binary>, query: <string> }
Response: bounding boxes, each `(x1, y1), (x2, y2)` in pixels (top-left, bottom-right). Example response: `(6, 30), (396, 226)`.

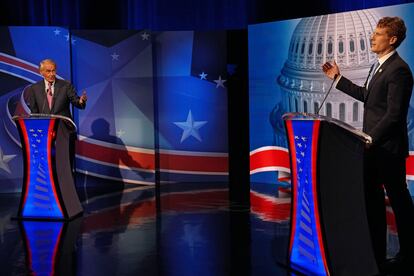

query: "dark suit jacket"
(337, 52), (413, 157)
(27, 79), (86, 119)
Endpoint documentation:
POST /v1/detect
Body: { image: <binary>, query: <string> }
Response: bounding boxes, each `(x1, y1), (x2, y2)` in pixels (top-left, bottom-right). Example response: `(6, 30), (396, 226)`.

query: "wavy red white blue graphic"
(0, 27), (230, 191)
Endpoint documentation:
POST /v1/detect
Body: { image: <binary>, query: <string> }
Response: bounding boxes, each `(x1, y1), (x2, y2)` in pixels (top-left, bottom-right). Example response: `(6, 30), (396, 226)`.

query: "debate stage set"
(1, 1), (414, 275)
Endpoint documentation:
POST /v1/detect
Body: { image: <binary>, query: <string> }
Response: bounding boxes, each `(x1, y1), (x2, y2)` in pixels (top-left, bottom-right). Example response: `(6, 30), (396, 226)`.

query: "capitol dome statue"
(276, 9), (381, 129)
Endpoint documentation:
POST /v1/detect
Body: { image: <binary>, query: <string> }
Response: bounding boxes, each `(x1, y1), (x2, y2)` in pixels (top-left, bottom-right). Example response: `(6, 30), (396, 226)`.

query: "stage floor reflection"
(0, 175), (404, 275)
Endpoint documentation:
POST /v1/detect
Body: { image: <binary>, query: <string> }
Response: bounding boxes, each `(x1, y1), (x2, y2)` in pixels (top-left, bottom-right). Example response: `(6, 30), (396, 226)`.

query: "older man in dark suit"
(26, 59), (88, 172)
(322, 17), (414, 274)
(27, 59), (87, 116)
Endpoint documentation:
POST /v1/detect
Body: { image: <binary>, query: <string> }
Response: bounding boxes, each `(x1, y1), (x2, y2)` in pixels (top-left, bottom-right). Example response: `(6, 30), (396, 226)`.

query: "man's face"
(40, 62), (56, 83)
(370, 27), (395, 57)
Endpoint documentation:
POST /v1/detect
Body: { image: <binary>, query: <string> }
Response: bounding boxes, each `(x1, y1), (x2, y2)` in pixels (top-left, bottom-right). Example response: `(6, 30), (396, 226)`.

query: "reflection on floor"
(0, 175), (403, 276)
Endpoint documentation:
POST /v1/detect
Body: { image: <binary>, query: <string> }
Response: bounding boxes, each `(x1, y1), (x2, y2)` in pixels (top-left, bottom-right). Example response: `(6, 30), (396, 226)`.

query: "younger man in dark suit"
(322, 16), (414, 274)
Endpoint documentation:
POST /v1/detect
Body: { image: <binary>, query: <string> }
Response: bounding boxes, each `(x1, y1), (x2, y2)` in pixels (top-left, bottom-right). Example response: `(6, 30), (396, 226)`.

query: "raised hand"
(322, 60), (340, 80)
(79, 90), (87, 104)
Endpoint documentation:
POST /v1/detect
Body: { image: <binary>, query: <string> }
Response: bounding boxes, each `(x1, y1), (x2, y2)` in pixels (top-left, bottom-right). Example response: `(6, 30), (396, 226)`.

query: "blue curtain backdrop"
(1, 0), (413, 30)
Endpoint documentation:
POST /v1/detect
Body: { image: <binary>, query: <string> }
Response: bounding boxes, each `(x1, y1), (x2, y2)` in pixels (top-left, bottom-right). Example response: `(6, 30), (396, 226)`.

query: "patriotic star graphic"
(0, 147), (16, 174)
(199, 72), (208, 80)
(214, 75), (227, 88)
(174, 110), (207, 143)
(141, 32), (150, 40)
(111, 52), (120, 60)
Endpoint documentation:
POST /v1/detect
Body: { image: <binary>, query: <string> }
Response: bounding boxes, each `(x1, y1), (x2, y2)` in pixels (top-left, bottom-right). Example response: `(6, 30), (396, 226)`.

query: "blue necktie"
(366, 61), (380, 88)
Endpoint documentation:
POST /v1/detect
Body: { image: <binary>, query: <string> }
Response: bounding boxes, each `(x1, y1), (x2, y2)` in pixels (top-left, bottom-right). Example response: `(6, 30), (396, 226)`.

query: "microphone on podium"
(316, 74), (338, 115)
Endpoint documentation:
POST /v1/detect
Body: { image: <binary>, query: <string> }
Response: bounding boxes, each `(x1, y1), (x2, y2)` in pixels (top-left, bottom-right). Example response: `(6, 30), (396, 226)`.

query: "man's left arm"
(66, 82), (86, 109)
(369, 66), (413, 144)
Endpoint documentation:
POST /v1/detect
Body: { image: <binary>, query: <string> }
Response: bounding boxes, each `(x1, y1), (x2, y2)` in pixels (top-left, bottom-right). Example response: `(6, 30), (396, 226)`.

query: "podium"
(283, 112), (378, 276)
(13, 114), (83, 220)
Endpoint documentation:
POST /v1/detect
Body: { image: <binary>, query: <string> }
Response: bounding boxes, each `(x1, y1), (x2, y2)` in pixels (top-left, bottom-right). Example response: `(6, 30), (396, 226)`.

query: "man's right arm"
(336, 76), (366, 102)
(26, 86), (38, 113)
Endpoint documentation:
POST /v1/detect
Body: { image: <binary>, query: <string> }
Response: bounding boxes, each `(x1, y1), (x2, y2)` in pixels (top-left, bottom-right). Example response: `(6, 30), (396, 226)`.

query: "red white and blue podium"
(283, 112), (378, 276)
(13, 114), (83, 220)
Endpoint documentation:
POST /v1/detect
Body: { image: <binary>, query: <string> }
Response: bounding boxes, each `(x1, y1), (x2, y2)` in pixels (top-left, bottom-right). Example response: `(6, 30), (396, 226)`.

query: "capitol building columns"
(275, 10), (380, 132)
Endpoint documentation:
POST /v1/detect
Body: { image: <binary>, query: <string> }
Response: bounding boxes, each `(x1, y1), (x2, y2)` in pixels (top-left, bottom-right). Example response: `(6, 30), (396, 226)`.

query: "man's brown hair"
(377, 16), (406, 48)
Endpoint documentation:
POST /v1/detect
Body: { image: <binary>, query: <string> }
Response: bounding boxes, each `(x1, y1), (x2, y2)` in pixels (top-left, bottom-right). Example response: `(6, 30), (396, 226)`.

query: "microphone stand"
(316, 74), (338, 115)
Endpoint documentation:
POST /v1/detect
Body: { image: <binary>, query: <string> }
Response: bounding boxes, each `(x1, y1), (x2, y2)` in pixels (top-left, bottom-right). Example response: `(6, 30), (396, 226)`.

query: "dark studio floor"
(0, 174), (405, 276)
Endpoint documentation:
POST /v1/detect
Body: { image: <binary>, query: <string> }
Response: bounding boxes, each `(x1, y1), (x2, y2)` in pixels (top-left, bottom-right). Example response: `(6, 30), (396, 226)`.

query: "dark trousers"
(364, 147), (414, 264)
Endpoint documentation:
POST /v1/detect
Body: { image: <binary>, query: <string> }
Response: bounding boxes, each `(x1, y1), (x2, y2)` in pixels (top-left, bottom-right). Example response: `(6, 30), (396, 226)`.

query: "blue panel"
(22, 221), (63, 274)
(289, 120), (326, 276)
(9, 26), (71, 79)
(22, 119), (63, 219)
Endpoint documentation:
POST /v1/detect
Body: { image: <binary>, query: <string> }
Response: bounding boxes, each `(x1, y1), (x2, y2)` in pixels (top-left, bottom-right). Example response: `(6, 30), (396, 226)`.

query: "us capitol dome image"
(271, 10), (381, 147)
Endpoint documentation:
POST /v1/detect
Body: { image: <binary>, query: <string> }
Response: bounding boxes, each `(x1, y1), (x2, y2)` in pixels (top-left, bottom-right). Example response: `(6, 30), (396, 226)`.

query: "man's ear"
(390, 36), (398, 46)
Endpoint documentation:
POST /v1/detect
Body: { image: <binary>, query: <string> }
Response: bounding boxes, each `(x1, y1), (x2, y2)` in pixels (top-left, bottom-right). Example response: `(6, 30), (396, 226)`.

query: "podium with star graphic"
(13, 114), (83, 220)
(283, 112), (378, 276)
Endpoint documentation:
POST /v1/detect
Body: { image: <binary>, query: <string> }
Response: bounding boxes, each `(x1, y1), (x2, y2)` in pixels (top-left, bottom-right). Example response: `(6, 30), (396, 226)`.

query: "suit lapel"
(38, 82), (52, 113)
(368, 64), (384, 88)
(50, 80), (60, 112)
(365, 53), (399, 101)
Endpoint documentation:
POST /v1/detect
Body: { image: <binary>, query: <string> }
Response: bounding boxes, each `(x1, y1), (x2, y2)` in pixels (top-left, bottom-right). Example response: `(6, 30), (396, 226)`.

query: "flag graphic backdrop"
(0, 27), (229, 193)
(248, 3), (414, 195)
(0, 26), (71, 192)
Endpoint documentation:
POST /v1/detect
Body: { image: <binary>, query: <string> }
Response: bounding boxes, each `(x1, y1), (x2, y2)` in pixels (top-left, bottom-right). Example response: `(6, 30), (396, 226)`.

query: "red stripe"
(250, 150), (414, 177)
(285, 121), (298, 254)
(250, 192), (290, 222)
(18, 120), (31, 210)
(407, 155), (414, 176)
(82, 190), (228, 233)
(386, 207), (397, 234)
(47, 119), (63, 217)
(159, 152), (228, 172)
(76, 140), (155, 169)
(76, 140), (228, 173)
(250, 148), (290, 172)
(0, 55), (38, 73)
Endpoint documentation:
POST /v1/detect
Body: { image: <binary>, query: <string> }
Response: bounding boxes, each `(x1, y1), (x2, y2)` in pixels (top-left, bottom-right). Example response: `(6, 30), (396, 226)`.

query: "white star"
(65, 34), (70, 41)
(54, 29), (61, 36)
(141, 32), (150, 40)
(214, 76), (227, 88)
(116, 129), (125, 138)
(199, 72), (208, 80)
(0, 147), (16, 174)
(111, 52), (120, 60)
(174, 110), (207, 143)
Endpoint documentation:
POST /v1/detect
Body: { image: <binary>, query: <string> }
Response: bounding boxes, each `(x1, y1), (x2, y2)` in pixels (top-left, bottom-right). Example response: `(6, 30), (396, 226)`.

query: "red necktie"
(47, 82), (53, 109)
